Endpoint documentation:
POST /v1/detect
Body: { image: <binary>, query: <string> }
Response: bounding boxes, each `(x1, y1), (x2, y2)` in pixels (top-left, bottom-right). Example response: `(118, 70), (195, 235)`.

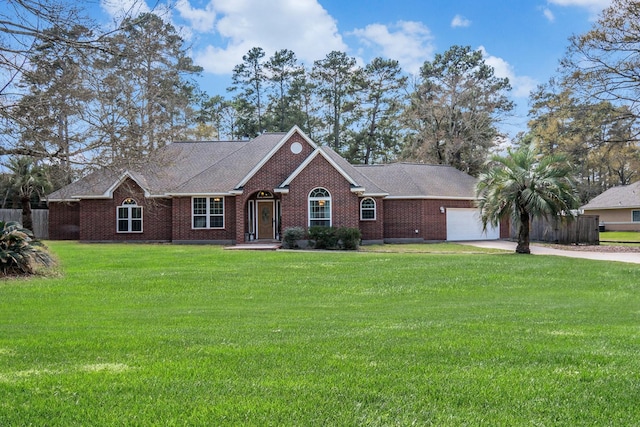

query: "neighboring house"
(47, 126), (507, 244)
(581, 181), (640, 231)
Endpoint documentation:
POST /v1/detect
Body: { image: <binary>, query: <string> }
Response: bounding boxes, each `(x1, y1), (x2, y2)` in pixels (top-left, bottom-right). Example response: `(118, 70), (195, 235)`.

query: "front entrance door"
(257, 201), (274, 240)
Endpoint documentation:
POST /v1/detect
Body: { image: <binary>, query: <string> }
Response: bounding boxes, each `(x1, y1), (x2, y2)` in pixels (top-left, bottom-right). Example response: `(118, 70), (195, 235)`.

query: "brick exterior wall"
(383, 199), (476, 240)
(281, 155), (361, 232)
(171, 196), (237, 243)
(359, 197), (384, 241)
(47, 132), (500, 244)
(48, 201), (80, 240)
(500, 216), (511, 238)
(235, 133), (316, 243)
(78, 178), (172, 242)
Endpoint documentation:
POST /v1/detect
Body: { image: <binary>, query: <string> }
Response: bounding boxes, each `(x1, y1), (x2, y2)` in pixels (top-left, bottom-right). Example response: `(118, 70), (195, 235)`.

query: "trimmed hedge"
(307, 226), (361, 250)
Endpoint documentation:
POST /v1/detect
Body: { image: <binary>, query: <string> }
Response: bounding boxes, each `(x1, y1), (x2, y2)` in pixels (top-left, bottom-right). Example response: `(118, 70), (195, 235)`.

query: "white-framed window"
(192, 196), (225, 229)
(633, 210), (640, 222)
(309, 187), (331, 227)
(360, 197), (376, 220)
(117, 198), (143, 233)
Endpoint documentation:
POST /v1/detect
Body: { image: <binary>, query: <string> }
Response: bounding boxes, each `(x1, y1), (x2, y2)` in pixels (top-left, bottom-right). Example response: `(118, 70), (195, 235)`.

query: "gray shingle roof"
(47, 130), (478, 201)
(47, 140), (253, 200)
(170, 133), (286, 194)
(355, 163), (478, 199)
(318, 147), (387, 196)
(581, 181), (640, 210)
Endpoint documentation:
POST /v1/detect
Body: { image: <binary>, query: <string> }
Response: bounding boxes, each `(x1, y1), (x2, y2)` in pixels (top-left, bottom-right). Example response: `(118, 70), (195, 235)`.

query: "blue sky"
(96, 0), (612, 136)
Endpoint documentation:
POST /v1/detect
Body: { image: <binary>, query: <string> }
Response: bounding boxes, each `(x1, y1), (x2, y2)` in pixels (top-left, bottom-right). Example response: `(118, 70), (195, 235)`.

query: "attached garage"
(446, 208), (499, 241)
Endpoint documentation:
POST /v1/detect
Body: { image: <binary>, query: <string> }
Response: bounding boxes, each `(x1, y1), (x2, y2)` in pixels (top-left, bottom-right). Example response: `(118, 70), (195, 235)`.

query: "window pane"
(321, 201), (330, 218)
(310, 219), (331, 227)
(194, 216), (207, 228)
(361, 209), (375, 220)
(118, 207), (128, 219)
(193, 198), (206, 215)
(131, 220), (142, 232)
(210, 198), (223, 215)
(310, 188), (329, 198)
(310, 201), (329, 219)
(131, 207), (142, 219)
(210, 215), (224, 228)
(633, 211), (640, 222)
(118, 220), (129, 232)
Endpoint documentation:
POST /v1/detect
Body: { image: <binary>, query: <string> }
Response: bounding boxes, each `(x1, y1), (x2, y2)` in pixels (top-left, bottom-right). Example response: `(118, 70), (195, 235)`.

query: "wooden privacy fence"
(511, 214), (600, 245)
(0, 209), (49, 239)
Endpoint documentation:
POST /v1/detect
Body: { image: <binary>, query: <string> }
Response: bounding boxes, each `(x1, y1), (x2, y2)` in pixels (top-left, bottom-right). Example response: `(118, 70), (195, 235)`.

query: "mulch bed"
(546, 243), (640, 253)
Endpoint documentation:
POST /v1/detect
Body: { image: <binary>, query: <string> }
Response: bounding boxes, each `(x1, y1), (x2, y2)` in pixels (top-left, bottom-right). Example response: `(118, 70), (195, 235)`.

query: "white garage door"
(446, 208), (500, 241)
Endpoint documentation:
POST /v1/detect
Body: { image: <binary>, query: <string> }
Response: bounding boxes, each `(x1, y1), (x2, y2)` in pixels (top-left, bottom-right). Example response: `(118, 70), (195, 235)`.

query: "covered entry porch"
(244, 190), (281, 242)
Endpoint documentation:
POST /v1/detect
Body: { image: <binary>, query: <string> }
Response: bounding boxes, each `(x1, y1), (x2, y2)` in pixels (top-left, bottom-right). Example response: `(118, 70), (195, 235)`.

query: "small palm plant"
(0, 221), (53, 275)
(476, 145), (579, 254)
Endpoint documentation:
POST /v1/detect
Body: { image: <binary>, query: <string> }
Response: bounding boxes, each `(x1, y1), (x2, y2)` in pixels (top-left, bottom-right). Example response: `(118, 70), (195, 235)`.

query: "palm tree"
(7, 157), (51, 235)
(476, 145), (579, 254)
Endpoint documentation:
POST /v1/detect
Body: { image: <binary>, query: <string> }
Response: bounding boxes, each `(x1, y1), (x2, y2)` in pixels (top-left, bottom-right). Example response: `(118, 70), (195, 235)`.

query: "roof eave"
(384, 195), (476, 200)
(582, 205), (640, 210)
(165, 191), (238, 197)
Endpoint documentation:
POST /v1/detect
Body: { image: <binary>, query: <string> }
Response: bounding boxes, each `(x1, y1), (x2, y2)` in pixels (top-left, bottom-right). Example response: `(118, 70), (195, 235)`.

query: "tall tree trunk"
(21, 195), (34, 236)
(516, 210), (530, 254)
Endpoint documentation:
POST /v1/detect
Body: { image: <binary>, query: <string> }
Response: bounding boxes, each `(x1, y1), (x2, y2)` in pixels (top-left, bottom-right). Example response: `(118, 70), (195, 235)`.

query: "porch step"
(225, 243), (281, 251)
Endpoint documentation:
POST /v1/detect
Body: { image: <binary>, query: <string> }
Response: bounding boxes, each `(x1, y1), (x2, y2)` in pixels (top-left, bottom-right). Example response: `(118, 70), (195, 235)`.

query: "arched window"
(308, 187), (331, 227)
(117, 198), (143, 233)
(360, 198), (376, 220)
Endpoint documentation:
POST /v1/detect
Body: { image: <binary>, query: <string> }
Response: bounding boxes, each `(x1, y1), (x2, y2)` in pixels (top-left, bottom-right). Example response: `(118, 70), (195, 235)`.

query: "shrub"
(282, 226), (306, 249)
(308, 226), (339, 249)
(307, 226), (361, 250)
(336, 227), (362, 250)
(0, 221), (53, 275)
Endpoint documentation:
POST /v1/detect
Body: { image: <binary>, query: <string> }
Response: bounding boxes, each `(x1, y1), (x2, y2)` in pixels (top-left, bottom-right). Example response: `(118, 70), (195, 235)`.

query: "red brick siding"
(383, 199), (424, 239)
(79, 178), (172, 242)
(48, 202), (80, 240)
(359, 197), (384, 241)
(281, 155), (360, 232)
(235, 133), (315, 242)
(383, 199), (475, 240)
(500, 216), (511, 238)
(172, 196), (236, 242)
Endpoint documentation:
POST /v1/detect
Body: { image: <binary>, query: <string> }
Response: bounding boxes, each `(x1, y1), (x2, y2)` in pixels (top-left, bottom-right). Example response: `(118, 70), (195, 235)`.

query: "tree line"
(1, 0), (639, 211)
(0, 0), (513, 194)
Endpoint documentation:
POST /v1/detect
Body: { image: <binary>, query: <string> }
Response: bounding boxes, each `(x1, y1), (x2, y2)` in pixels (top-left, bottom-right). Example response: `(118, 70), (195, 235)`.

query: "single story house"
(581, 181), (640, 231)
(47, 126), (508, 244)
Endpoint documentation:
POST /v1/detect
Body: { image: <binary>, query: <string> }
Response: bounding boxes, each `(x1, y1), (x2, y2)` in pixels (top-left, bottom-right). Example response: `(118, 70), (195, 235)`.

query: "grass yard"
(600, 231), (640, 243)
(1, 242), (639, 425)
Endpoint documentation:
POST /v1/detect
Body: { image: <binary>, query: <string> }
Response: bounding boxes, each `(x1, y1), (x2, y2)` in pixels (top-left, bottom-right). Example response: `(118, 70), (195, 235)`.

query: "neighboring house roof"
(356, 163), (478, 199)
(47, 127), (477, 202)
(581, 181), (640, 210)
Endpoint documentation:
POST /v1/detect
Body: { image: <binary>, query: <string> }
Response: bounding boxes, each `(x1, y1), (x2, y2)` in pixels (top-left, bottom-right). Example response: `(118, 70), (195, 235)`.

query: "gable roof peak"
(234, 126), (318, 189)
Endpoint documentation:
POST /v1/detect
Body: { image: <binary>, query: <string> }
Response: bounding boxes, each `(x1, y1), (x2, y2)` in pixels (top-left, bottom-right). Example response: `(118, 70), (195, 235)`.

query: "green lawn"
(1, 242), (639, 425)
(600, 231), (640, 242)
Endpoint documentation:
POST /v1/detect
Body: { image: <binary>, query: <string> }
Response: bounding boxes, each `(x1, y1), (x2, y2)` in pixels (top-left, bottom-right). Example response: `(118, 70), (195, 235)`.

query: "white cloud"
(194, 0), (346, 75)
(350, 21), (434, 75)
(479, 46), (537, 98)
(100, 0), (151, 20)
(175, 0), (216, 33)
(548, 0), (610, 7)
(547, 0), (612, 17)
(101, 0), (346, 75)
(451, 14), (471, 28)
(542, 8), (555, 22)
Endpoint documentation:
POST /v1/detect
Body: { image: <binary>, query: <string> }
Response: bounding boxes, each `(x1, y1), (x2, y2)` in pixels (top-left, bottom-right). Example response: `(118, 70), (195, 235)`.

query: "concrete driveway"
(465, 240), (640, 264)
